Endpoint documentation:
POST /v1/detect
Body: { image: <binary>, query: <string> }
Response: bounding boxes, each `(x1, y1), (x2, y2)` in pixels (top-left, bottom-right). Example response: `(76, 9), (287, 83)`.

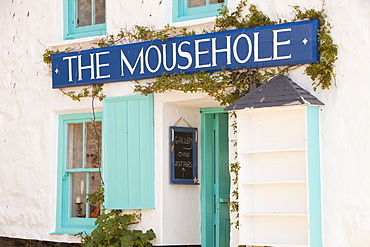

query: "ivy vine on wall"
(44, 0), (337, 104)
(133, 0), (338, 103)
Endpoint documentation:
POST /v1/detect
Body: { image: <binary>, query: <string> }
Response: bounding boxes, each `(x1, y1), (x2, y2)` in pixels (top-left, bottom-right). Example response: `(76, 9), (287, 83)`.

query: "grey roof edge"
(224, 74), (325, 111)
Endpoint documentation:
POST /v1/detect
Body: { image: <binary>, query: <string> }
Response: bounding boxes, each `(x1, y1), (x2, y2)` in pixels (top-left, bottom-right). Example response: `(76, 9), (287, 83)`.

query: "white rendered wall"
(1, 0), (370, 246)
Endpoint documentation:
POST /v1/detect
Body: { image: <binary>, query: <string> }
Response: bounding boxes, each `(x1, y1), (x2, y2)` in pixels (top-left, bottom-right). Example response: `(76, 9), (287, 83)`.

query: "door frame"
(200, 107), (230, 247)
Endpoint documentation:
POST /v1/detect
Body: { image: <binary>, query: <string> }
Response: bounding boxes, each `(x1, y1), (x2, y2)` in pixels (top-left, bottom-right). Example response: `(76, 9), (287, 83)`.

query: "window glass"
(69, 171), (101, 219)
(94, 0), (105, 25)
(188, 0), (206, 8)
(209, 0), (224, 4)
(76, 0), (92, 27)
(76, 0), (106, 27)
(66, 123), (83, 169)
(71, 172), (86, 218)
(85, 121), (102, 169)
(68, 121), (102, 220)
(88, 172), (101, 218)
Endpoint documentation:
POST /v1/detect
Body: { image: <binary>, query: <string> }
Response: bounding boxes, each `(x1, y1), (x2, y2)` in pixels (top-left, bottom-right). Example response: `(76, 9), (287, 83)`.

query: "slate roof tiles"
(224, 74), (324, 111)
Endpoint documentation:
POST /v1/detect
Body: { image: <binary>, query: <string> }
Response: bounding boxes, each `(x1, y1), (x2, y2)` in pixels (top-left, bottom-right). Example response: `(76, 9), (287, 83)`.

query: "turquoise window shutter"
(103, 94), (154, 209)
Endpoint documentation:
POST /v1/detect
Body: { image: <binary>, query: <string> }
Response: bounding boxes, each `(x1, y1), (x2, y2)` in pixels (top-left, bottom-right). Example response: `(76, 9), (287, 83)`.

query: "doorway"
(201, 108), (230, 247)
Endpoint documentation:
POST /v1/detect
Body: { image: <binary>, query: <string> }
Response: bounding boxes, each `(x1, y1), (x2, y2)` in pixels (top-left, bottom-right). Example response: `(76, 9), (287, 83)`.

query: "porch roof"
(224, 74), (324, 111)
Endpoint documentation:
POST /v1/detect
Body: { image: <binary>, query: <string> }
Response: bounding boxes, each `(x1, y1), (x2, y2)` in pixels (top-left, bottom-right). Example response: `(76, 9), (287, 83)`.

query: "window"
(55, 112), (103, 234)
(173, 0), (226, 23)
(54, 94), (154, 234)
(64, 0), (106, 40)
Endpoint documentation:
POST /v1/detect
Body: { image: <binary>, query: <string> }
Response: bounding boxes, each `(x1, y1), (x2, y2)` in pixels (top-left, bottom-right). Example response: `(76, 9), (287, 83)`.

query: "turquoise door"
(201, 108), (230, 247)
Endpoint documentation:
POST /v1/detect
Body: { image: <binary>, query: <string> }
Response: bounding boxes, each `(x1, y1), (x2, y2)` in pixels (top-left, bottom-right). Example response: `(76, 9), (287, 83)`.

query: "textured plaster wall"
(314, 1), (370, 246)
(0, 0), (78, 243)
(1, 0), (370, 246)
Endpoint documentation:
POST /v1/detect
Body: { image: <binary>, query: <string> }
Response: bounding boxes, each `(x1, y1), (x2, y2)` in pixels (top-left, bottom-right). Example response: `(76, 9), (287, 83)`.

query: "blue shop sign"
(52, 20), (319, 88)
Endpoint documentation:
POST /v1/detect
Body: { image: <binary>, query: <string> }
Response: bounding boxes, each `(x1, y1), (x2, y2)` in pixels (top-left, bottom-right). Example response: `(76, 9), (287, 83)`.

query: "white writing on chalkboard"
(175, 136), (192, 144)
(170, 127), (198, 183)
(175, 161), (193, 168)
(178, 151), (190, 157)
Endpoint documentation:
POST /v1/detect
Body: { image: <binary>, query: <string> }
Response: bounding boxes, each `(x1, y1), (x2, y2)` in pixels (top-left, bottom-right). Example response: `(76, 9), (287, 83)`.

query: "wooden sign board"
(52, 20), (319, 88)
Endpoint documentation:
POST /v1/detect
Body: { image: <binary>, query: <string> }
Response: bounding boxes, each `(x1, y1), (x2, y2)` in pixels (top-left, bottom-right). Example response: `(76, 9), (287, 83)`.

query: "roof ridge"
(283, 77), (308, 105)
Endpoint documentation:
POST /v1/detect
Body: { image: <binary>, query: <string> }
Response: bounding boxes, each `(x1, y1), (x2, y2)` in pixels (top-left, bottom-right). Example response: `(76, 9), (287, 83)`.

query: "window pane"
(66, 123), (83, 169)
(71, 172), (86, 218)
(94, 0), (105, 25)
(187, 0), (206, 8)
(85, 121), (102, 168)
(209, 0), (224, 4)
(88, 172), (102, 218)
(76, 0), (92, 27)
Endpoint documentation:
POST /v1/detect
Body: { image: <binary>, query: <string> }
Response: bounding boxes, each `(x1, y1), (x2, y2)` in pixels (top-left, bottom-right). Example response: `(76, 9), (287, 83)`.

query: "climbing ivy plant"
(229, 111), (240, 229)
(44, 1), (337, 101)
(134, 1), (337, 102)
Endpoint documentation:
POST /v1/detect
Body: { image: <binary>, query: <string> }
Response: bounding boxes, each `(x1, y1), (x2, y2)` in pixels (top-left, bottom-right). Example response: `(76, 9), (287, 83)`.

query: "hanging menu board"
(169, 126), (199, 185)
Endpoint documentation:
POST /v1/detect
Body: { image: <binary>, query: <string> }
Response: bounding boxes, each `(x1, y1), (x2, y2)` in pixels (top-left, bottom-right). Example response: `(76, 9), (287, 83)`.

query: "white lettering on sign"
(78, 54), (95, 81)
(61, 28), (295, 82)
(273, 28), (292, 60)
(121, 48), (144, 76)
(175, 136), (192, 145)
(162, 43), (177, 71)
(175, 161), (193, 168)
(53, 20), (319, 89)
(96, 51), (111, 79)
(195, 38), (211, 69)
(178, 41), (192, 70)
(212, 35), (231, 66)
(63, 52), (111, 82)
(145, 45), (162, 73)
(253, 32), (272, 62)
(63, 55), (77, 82)
(233, 34), (252, 63)
(178, 151), (191, 158)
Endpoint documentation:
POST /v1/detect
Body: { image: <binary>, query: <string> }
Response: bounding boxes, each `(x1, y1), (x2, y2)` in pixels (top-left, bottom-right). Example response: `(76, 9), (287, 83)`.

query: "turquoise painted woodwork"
(173, 0), (227, 22)
(54, 112), (103, 235)
(200, 112), (214, 246)
(306, 105), (323, 246)
(201, 108), (230, 247)
(103, 94), (154, 210)
(64, 0), (106, 40)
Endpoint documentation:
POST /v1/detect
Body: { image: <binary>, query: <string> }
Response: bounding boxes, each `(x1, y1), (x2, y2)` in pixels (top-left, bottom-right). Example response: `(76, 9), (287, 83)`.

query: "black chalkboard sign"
(169, 126), (199, 185)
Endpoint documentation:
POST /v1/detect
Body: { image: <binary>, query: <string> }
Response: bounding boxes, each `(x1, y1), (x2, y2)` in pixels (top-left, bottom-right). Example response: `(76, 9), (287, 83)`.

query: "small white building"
(0, 0), (370, 246)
